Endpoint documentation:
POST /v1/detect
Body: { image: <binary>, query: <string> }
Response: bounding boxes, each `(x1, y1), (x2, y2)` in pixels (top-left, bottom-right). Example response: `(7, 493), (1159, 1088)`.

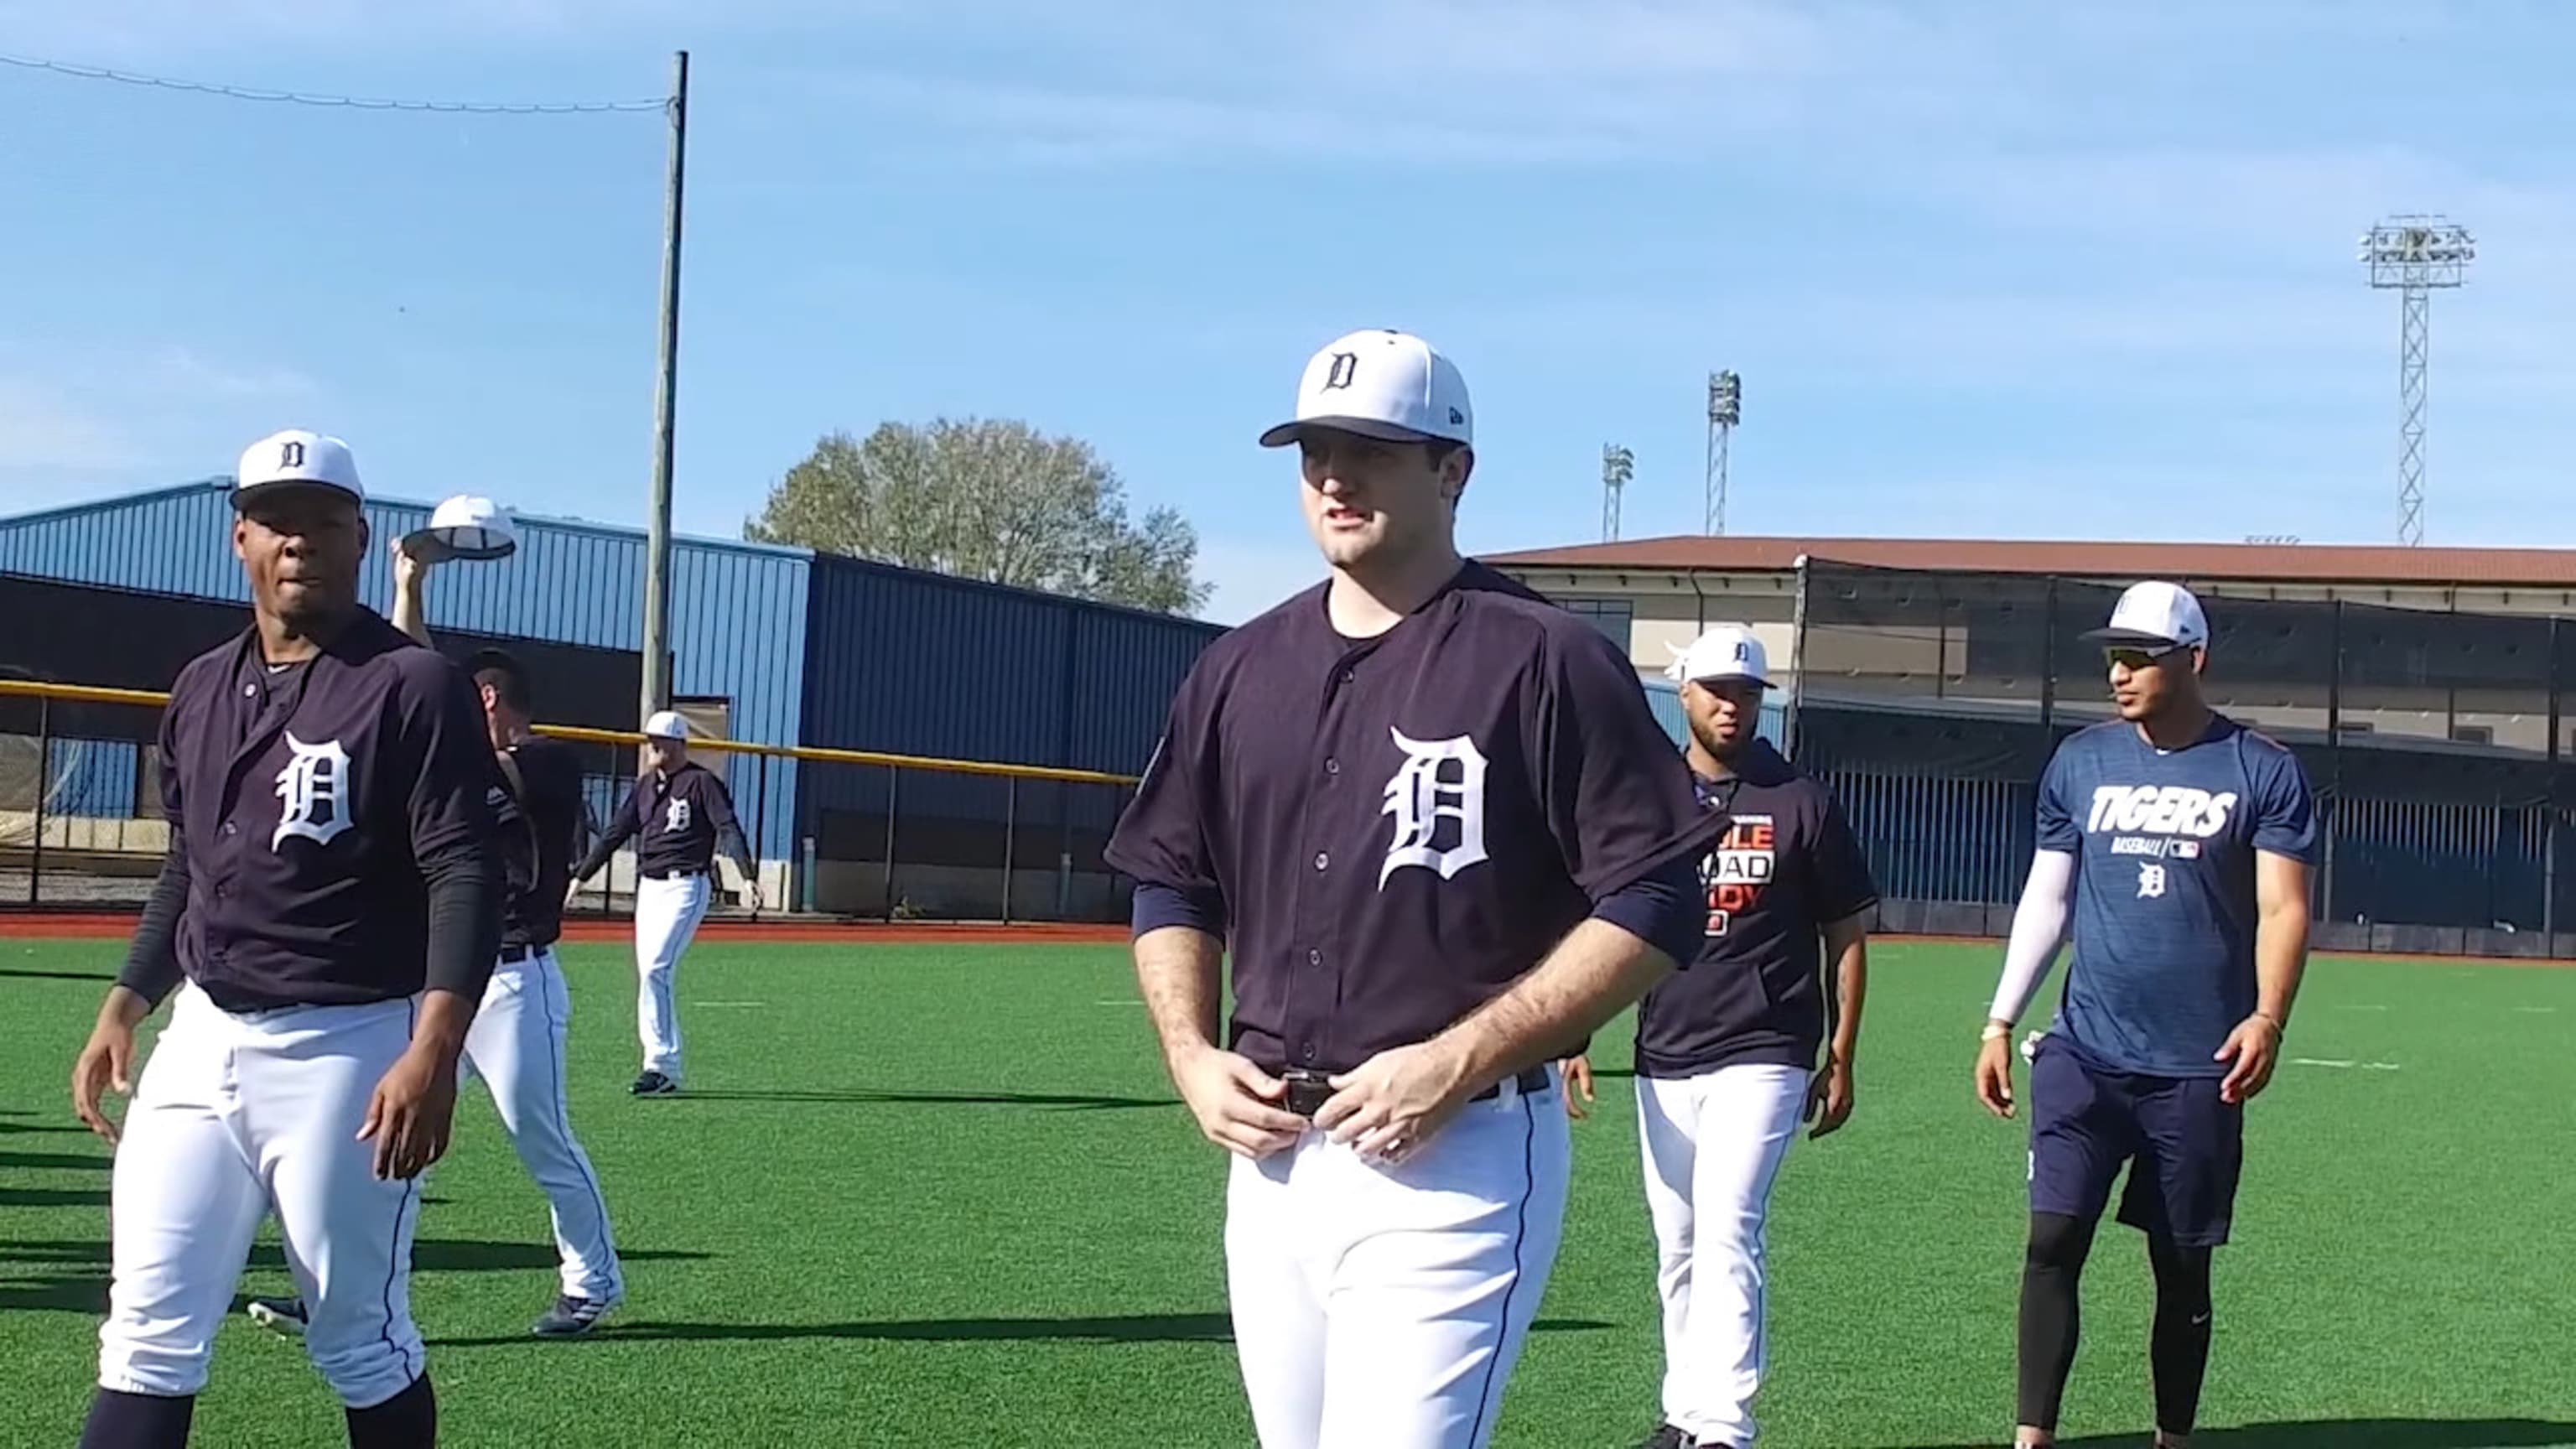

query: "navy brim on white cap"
(1260, 329), (1473, 449)
(235, 428), (364, 507)
(2080, 579), (2210, 651)
(405, 493), (518, 564)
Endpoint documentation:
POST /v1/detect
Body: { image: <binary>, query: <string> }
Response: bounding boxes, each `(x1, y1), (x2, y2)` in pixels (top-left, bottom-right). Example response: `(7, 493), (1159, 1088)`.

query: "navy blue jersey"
(153, 611), (503, 1010)
(575, 761), (749, 881)
(1633, 740), (1877, 1078)
(2038, 716), (2319, 1077)
(1103, 562), (1722, 1077)
(494, 735), (586, 950)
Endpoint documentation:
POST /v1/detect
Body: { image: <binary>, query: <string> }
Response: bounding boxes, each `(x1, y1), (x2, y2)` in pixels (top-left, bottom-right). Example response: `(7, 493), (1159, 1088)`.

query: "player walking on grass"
(1104, 329), (1719, 1449)
(243, 546), (626, 1340)
(570, 712), (758, 1096)
(69, 430), (504, 1447)
(1976, 580), (2318, 1449)
(1561, 626), (1877, 1449)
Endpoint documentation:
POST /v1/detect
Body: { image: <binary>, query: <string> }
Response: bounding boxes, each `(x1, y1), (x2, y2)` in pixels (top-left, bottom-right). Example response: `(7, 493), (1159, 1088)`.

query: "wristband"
(1979, 1022), (2012, 1041)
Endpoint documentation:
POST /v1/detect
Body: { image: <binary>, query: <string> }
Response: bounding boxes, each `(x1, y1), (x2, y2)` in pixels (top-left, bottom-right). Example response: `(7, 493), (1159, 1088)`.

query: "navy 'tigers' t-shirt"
(2038, 714), (2319, 1078)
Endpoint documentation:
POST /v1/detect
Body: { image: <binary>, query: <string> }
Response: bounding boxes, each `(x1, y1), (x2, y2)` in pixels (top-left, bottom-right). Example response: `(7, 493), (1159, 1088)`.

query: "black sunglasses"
(2104, 645), (2191, 671)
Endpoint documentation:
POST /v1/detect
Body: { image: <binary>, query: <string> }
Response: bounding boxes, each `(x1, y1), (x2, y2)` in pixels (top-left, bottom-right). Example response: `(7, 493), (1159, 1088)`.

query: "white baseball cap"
(2084, 579), (2210, 652)
(1259, 329), (1473, 449)
(236, 428), (363, 506)
(642, 709), (689, 741)
(405, 494), (518, 564)
(1666, 624), (1771, 688)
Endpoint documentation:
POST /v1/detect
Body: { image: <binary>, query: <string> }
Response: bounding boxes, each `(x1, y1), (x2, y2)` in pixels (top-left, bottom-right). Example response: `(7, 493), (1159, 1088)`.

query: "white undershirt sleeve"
(1988, 849), (2077, 1026)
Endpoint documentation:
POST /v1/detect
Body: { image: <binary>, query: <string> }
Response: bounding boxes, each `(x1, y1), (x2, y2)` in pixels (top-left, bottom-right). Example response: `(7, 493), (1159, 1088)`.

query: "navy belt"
(640, 867), (705, 881)
(1280, 1064), (1552, 1119)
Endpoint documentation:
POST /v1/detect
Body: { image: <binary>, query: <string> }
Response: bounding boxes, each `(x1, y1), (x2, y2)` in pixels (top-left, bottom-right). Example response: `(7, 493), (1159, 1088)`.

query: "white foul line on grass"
(2290, 1057), (2402, 1072)
(1095, 999), (1145, 1006)
(692, 1000), (766, 1008)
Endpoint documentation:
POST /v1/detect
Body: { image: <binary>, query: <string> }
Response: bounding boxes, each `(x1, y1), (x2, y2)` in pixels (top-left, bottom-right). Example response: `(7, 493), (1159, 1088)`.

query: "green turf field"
(3, 937), (2572, 1447)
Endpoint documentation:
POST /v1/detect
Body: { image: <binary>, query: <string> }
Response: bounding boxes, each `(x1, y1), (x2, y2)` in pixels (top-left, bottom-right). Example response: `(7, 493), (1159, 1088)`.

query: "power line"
(0, 51), (668, 114)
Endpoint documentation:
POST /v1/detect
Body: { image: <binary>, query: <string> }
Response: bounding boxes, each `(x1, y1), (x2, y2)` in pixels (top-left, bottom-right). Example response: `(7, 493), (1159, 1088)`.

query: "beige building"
(1489, 535), (2576, 757)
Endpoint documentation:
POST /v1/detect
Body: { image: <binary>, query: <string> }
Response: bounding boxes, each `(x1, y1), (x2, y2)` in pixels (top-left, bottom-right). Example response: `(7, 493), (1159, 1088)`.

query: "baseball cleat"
(629, 1070), (679, 1097)
(1637, 1426), (1688, 1449)
(532, 1294), (617, 1338)
(246, 1296), (309, 1337)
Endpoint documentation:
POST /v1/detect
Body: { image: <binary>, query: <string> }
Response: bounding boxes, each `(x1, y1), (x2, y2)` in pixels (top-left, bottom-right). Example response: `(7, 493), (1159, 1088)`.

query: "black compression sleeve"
(114, 838), (190, 1009)
(420, 837), (502, 1001)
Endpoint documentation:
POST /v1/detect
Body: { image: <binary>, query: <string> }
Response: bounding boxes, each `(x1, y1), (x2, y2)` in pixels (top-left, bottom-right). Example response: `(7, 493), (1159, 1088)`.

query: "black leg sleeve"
(2018, 1211), (2099, 1431)
(2148, 1234), (2215, 1437)
(344, 1374), (436, 1449)
(78, 1389), (196, 1448)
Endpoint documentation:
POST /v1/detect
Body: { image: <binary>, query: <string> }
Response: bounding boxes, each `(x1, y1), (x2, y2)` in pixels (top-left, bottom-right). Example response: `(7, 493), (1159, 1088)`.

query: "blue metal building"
(0, 479), (813, 864)
(0, 479), (1230, 918)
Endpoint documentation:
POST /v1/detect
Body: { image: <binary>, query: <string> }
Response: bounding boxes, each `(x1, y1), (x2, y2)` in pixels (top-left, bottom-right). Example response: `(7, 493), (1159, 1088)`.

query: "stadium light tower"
(2358, 215), (2473, 548)
(1705, 370), (1741, 535)
(1601, 443), (1634, 542)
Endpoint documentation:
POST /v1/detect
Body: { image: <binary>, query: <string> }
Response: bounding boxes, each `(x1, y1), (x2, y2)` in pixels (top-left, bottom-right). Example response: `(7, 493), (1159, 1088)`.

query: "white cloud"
(0, 377), (140, 471)
(145, 345), (319, 401)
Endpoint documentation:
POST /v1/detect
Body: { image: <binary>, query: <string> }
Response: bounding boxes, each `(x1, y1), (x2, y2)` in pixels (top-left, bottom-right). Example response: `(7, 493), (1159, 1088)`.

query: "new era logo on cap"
(236, 428), (363, 506)
(2083, 579), (2210, 652)
(1259, 329), (1473, 449)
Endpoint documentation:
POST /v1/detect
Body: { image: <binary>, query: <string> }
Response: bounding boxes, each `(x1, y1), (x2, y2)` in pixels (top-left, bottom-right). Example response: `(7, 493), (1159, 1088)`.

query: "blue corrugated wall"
(0, 480), (812, 861)
(795, 554), (1223, 859)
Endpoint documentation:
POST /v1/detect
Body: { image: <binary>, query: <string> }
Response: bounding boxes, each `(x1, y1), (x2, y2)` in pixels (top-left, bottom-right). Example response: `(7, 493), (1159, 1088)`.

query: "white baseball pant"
(1224, 1068), (1570, 1449)
(632, 871), (711, 1081)
(1636, 1063), (1813, 1448)
(97, 984), (426, 1409)
(460, 948), (623, 1303)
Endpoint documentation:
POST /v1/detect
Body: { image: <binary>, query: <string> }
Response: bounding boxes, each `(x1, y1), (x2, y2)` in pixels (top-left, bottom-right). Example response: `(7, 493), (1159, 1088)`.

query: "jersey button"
(1313, 851), (1329, 871)
(1306, 948), (1322, 966)
(1324, 758), (1340, 776)
(1300, 1042), (1318, 1065)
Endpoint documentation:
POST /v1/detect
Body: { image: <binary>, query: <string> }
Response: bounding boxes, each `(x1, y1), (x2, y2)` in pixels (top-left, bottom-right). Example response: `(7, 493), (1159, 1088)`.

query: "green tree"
(743, 418), (1212, 615)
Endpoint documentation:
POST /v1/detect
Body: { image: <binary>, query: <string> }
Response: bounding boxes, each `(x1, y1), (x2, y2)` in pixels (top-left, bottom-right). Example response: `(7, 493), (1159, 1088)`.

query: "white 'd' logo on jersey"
(273, 734), (354, 850)
(2137, 864), (2168, 899)
(665, 797), (691, 833)
(1379, 729), (1489, 887)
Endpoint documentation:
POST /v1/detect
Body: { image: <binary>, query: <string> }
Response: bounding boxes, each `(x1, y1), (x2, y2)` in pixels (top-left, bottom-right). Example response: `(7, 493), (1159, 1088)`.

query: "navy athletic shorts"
(2028, 1036), (2245, 1249)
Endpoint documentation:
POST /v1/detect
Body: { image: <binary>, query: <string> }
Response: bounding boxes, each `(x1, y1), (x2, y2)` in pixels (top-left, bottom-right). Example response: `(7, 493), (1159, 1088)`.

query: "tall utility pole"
(640, 49), (690, 724)
(1600, 443), (1633, 542)
(2358, 216), (2473, 548)
(1705, 370), (1741, 536)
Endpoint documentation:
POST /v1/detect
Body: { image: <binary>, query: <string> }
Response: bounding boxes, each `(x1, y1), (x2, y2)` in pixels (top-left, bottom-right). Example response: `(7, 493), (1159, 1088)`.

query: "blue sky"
(4, 1), (2575, 624)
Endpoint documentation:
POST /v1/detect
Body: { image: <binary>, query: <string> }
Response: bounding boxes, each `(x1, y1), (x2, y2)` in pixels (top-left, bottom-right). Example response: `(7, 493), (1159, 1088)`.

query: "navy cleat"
(1636, 1426), (1687, 1449)
(246, 1296), (308, 1337)
(532, 1294), (616, 1338)
(629, 1070), (678, 1097)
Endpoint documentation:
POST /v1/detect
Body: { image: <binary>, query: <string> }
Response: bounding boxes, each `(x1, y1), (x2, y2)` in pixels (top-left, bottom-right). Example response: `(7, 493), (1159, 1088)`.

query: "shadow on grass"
(431, 1311), (1614, 1349)
(1905, 1420), (2576, 1448)
(0, 1239), (715, 1314)
(0, 1187), (106, 1208)
(670, 1088), (1178, 1111)
(0, 1116), (88, 1137)
(0, 965), (115, 983)
(0, 1149), (109, 1172)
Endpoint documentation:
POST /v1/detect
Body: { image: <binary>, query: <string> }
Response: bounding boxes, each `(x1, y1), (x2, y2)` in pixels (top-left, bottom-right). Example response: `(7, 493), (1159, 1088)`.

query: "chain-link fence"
(1784, 560), (2574, 958)
(0, 682), (1140, 925)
